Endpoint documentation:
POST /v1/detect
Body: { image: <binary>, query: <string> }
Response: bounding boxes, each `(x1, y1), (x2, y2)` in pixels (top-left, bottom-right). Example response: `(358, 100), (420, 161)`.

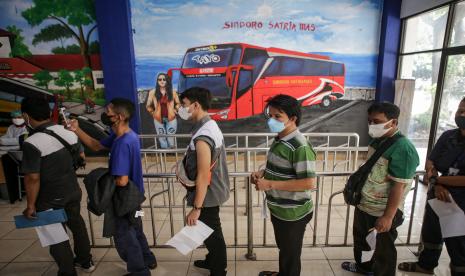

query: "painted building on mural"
(0, 28), (104, 90)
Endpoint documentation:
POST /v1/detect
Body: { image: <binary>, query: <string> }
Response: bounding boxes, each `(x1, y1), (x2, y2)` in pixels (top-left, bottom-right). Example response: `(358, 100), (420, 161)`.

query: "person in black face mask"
(399, 97), (465, 275)
(68, 99), (157, 276)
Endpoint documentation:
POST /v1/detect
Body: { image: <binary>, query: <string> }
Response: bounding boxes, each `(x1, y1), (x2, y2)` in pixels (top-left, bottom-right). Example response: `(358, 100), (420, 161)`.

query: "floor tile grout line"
(0, 238), (37, 272)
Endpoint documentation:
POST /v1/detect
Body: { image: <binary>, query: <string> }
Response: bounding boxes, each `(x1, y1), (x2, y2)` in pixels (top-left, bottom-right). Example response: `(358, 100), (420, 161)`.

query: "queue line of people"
(13, 89), (465, 276)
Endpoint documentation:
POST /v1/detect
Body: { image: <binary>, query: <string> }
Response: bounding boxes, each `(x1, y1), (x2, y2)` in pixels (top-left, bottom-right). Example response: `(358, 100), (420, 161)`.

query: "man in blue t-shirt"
(69, 98), (156, 276)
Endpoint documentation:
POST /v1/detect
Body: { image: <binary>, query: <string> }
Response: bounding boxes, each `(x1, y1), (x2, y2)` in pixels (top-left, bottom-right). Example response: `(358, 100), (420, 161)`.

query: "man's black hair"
(21, 97), (51, 121)
(367, 102), (400, 120)
(180, 87), (212, 110)
(265, 94), (302, 126)
(109, 98), (135, 122)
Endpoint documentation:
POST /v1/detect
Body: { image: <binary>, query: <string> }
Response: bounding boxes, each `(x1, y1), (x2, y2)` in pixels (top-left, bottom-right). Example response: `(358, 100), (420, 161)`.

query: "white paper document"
(261, 192), (269, 219)
(428, 197), (465, 238)
(165, 220), (214, 255)
(35, 223), (69, 247)
(361, 229), (377, 263)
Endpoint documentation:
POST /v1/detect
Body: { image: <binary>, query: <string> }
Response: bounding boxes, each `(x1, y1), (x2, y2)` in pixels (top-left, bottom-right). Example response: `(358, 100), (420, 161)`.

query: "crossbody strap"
(361, 134), (403, 172)
(38, 128), (75, 156)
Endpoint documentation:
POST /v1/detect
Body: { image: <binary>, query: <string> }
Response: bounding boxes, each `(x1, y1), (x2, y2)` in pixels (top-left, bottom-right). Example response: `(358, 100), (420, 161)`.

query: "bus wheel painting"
(320, 96), (332, 108)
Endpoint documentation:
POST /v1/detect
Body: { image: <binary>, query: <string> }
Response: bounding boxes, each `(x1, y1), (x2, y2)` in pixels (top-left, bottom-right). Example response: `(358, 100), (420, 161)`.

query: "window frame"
(397, 0), (465, 156)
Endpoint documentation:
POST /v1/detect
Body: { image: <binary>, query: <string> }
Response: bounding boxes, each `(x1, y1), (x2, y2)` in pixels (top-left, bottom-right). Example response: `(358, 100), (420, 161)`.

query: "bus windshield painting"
(183, 48), (236, 68)
(179, 74), (231, 109)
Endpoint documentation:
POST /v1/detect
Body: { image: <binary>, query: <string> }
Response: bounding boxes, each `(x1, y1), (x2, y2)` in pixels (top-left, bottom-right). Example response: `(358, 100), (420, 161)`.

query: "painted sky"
(131, 0), (383, 57)
(0, 0), (100, 54)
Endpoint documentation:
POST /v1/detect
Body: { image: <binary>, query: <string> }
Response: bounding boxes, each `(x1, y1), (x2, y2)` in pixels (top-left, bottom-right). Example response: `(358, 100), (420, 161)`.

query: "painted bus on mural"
(168, 43), (345, 121)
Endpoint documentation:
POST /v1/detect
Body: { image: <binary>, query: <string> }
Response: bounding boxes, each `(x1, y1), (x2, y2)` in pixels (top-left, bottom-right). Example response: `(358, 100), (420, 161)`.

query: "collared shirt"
(358, 131), (419, 217)
(185, 116), (230, 207)
(21, 122), (80, 204)
(264, 129), (316, 221)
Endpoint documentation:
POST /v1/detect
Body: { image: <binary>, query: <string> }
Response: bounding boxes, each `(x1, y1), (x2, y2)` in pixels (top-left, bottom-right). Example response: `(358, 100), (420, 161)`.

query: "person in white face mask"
(178, 87), (230, 276)
(342, 102), (419, 276)
(1, 110), (29, 198)
(0, 110), (28, 147)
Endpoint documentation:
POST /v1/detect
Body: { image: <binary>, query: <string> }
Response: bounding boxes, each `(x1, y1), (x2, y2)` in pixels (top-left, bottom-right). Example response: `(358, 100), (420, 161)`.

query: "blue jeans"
(154, 118), (177, 149)
(114, 216), (156, 276)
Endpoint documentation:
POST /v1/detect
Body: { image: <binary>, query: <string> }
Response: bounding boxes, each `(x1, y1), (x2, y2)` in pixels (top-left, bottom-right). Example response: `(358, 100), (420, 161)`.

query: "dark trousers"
(353, 208), (403, 276)
(198, 206), (227, 276)
(270, 212), (313, 276)
(418, 202), (465, 275)
(36, 189), (92, 276)
(1, 153), (23, 203)
(114, 215), (156, 276)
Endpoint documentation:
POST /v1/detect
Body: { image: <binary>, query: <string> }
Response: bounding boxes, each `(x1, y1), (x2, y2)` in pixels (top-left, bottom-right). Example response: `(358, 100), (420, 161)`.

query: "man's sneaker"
(75, 259), (96, 273)
(194, 259), (210, 270)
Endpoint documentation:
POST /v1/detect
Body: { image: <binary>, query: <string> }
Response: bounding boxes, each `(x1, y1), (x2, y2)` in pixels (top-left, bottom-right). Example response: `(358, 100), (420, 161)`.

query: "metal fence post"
(245, 176), (256, 260)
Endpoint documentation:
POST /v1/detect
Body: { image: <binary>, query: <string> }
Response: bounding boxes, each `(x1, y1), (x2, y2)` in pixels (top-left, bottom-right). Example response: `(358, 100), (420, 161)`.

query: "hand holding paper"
(166, 220), (214, 255)
(428, 195), (465, 238)
(361, 228), (377, 263)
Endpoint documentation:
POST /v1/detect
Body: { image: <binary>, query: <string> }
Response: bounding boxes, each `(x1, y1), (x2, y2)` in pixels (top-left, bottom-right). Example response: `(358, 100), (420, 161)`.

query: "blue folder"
(14, 209), (68, 229)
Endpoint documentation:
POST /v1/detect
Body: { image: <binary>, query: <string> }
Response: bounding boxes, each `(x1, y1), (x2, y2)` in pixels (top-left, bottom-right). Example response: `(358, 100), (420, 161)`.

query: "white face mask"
(12, 118), (25, 126)
(368, 120), (393, 138)
(178, 105), (192, 120)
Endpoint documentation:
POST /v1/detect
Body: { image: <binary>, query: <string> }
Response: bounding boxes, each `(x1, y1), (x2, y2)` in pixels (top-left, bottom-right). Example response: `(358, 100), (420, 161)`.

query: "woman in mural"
(146, 73), (180, 149)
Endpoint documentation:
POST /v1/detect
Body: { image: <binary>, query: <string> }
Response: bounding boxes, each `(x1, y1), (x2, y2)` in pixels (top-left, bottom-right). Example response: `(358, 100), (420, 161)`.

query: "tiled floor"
(0, 157), (453, 275)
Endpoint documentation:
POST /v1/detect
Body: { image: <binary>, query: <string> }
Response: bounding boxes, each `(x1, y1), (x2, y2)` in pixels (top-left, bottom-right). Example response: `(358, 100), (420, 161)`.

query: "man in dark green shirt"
(342, 102), (419, 276)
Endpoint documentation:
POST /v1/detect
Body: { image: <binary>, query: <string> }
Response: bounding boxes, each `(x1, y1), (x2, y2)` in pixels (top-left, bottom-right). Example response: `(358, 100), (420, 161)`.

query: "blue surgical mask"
(267, 118), (286, 133)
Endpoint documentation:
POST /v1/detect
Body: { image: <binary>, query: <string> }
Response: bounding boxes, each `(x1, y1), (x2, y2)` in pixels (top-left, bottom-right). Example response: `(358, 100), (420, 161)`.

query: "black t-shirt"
(429, 128), (465, 208)
(21, 123), (80, 205)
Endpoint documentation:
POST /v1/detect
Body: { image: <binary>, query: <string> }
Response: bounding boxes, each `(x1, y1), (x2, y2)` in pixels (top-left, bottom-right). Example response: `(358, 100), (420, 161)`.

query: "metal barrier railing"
(140, 132), (360, 173)
(79, 170), (427, 259)
(139, 133), (361, 211)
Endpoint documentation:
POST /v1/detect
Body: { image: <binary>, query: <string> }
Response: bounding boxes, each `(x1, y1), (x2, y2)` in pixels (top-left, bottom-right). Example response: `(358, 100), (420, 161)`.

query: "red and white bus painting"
(168, 43), (345, 121)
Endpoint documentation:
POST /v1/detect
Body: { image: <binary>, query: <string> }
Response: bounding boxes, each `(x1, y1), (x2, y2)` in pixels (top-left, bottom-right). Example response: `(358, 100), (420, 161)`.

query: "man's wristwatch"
(193, 205), (202, 211)
(429, 175), (438, 186)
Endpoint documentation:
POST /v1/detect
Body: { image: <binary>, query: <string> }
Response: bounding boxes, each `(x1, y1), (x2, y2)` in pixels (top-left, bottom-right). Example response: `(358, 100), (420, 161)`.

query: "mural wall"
(0, 0), (105, 129)
(131, 0), (383, 144)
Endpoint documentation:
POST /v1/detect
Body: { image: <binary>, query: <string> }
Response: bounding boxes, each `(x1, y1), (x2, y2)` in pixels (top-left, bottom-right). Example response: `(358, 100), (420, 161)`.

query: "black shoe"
(148, 260), (158, 270)
(74, 259), (96, 273)
(194, 259), (209, 270)
(209, 272), (227, 276)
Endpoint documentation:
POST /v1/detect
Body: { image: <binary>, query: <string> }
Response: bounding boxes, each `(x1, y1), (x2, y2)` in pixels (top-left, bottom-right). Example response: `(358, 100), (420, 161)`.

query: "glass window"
(242, 48), (268, 82)
(263, 58), (281, 77)
(399, 52), (441, 150)
(236, 70), (253, 99)
(280, 58), (305, 76)
(178, 74), (231, 109)
(330, 63), (344, 76)
(450, 1), (465, 47)
(303, 59), (330, 76)
(436, 54), (465, 138)
(402, 6), (449, 53)
(183, 48), (238, 68)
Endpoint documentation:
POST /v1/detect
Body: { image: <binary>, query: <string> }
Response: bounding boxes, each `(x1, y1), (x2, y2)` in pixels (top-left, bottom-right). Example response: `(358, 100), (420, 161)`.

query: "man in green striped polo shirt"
(251, 95), (316, 276)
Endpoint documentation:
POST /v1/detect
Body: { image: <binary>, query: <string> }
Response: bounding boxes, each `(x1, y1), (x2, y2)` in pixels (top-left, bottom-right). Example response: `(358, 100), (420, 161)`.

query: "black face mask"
(101, 113), (116, 127)
(456, 116), (465, 129)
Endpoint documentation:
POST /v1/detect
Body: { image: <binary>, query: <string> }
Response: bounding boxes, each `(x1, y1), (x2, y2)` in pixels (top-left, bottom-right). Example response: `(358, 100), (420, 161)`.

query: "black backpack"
(343, 134), (402, 206)
(39, 128), (86, 171)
